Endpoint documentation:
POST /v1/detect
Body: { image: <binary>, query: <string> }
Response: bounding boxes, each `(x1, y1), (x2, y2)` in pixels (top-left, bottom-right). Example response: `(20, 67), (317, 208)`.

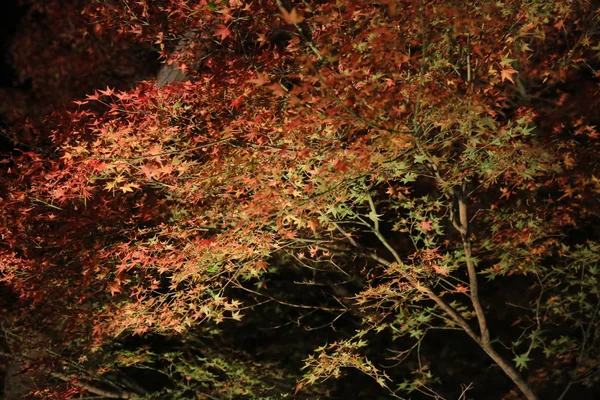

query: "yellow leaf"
(278, 5), (303, 24)
(104, 181), (116, 191)
(120, 183), (140, 193)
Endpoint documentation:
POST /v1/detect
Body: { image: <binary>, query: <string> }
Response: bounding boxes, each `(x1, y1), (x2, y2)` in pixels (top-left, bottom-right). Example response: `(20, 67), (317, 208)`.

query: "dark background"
(0, 2), (26, 88)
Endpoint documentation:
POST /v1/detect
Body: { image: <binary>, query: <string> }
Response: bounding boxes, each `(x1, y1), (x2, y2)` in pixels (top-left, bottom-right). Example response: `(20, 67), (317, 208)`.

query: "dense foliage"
(1, 0), (599, 399)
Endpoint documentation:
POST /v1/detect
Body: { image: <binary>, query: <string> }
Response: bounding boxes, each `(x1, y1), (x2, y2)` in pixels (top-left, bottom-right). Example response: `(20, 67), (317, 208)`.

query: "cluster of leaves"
(1, 0), (599, 399)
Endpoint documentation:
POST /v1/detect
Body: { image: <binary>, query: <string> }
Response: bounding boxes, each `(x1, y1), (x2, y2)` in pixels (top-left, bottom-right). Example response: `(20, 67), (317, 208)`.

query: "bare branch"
(453, 187), (489, 344)
(236, 285), (347, 313)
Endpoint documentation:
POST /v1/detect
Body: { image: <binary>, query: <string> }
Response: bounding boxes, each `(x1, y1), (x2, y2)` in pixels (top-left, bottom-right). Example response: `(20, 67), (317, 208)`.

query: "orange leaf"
(141, 164), (160, 179)
(432, 264), (449, 276)
(278, 6), (303, 24)
(267, 82), (287, 97)
(107, 281), (121, 296)
(455, 284), (469, 294)
(249, 72), (269, 87)
(308, 217), (320, 233)
(500, 67), (518, 83)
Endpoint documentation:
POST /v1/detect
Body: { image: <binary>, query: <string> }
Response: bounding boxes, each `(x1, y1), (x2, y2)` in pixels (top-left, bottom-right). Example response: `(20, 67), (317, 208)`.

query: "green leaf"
(513, 353), (532, 370)
(500, 55), (517, 67)
(414, 154), (428, 164)
(367, 210), (383, 224)
(401, 172), (417, 184)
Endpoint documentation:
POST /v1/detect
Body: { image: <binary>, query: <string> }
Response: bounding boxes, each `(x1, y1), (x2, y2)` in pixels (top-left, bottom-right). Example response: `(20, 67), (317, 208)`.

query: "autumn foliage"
(0, 0), (599, 399)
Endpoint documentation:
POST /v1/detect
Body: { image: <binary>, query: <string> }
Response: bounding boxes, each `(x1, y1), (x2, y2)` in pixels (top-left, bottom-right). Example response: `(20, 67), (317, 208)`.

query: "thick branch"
(453, 188), (490, 344)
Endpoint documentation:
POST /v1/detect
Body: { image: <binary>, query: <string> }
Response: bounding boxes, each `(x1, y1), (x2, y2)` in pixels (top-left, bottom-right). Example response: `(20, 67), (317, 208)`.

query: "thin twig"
(236, 285), (347, 313)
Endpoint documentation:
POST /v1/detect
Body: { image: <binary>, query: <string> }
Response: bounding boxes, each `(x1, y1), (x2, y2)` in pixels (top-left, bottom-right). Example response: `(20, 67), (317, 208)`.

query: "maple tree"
(1, 0), (599, 399)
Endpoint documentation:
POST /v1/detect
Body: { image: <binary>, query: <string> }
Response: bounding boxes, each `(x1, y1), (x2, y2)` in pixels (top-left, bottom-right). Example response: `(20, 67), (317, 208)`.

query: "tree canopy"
(0, 1), (599, 399)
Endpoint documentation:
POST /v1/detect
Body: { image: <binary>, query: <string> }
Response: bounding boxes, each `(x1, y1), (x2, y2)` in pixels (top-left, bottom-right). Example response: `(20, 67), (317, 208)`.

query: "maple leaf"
(176, 63), (189, 75)
(278, 6), (303, 24)
(499, 55), (517, 67)
(500, 187), (513, 200)
(197, 238), (215, 247)
(98, 86), (115, 96)
(115, 91), (134, 101)
(455, 284), (469, 294)
(500, 67), (518, 83)
(50, 187), (66, 201)
(85, 91), (100, 101)
(248, 72), (269, 87)
(266, 82), (287, 97)
(230, 310), (243, 321)
(120, 183), (140, 193)
(116, 261), (129, 275)
(230, 96), (244, 109)
(514, 353), (532, 371)
(420, 220), (432, 232)
(104, 181), (117, 191)
(140, 164), (160, 179)
(432, 264), (449, 276)
(214, 24), (232, 41)
(255, 260), (268, 272)
(107, 280), (121, 296)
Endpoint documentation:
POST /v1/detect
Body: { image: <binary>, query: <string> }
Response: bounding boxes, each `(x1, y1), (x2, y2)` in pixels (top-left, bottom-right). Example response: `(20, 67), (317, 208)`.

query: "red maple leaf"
(214, 24), (232, 41)
(85, 91), (100, 101)
(98, 86), (115, 96)
(230, 96), (244, 109)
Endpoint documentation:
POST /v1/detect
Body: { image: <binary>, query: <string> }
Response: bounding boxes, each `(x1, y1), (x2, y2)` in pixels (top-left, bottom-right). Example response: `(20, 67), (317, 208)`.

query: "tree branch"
(453, 187), (490, 344)
(332, 211), (539, 400)
(51, 373), (137, 399)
